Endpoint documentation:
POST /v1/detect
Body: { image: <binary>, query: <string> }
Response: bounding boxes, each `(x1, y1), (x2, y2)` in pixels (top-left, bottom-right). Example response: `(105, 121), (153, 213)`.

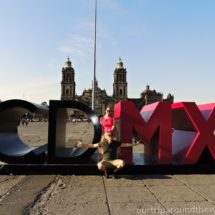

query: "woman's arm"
(111, 118), (115, 131)
(110, 124), (115, 132)
(121, 140), (142, 148)
(76, 140), (99, 148)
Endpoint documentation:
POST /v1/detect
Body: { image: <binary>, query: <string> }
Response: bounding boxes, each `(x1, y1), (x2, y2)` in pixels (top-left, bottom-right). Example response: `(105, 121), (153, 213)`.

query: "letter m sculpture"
(114, 100), (172, 165)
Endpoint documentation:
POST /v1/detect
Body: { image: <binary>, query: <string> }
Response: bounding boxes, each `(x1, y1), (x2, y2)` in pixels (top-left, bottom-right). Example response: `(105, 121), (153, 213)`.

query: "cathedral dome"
(64, 57), (72, 68)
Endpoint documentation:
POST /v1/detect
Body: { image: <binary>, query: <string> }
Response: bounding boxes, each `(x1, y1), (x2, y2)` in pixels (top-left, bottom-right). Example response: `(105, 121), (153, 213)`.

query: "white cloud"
(59, 46), (85, 56)
(58, 35), (94, 57)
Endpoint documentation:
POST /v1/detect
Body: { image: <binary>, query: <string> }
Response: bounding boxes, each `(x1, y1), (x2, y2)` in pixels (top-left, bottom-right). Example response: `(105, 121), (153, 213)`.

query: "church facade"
(60, 58), (174, 116)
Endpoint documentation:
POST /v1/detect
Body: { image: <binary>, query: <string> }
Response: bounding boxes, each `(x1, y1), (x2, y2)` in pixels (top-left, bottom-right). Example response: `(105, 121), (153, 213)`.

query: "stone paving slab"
(28, 175), (108, 215)
(174, 174), (215, 185)
(104, 175), (145, 187)
(0, 175), (26, 198)
(142, 175), (183, 186)
(62, 175), (104, 188)
(105, 186), (157, 203)
(190, 185), (215, 202)
(44, 202), (109, 215)
(0, 175), (14, 183)
(148, 185), (205, 203)
(0, 175), (56, 215)
(40, 186), (108, 215)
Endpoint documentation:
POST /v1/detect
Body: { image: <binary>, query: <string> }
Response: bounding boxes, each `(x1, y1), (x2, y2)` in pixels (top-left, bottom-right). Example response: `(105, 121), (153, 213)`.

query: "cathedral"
(60, 57), (174, 115)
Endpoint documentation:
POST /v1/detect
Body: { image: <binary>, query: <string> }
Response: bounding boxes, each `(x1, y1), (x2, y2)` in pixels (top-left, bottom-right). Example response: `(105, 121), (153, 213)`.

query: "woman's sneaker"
(104, 170), (110, 178)
(113, 172), (119, 179)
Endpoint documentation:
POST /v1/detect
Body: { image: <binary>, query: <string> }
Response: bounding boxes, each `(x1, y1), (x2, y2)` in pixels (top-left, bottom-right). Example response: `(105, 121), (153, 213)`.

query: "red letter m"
(114, 100), (172, 164)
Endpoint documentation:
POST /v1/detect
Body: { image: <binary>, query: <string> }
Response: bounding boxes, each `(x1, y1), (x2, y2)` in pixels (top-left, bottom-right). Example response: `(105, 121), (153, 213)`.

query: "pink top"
(100, 116), (114, 133)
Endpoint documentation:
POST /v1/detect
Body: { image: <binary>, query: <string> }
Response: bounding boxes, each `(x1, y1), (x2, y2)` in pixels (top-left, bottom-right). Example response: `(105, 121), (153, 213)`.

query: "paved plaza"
(0, 174), (215, 215)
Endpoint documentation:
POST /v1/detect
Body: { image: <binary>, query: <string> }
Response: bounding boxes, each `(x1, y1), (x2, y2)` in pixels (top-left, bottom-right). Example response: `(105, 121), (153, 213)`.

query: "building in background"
(61, 58), (76, 100)
(60, 58), (174, 115)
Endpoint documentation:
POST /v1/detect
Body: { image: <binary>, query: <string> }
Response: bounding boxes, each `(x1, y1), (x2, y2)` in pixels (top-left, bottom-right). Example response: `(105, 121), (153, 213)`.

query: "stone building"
(77, 80), (114, 116)
(60, 57), (174, 115)
(60, 58), (76, 100)
(113, 58), (128, 102)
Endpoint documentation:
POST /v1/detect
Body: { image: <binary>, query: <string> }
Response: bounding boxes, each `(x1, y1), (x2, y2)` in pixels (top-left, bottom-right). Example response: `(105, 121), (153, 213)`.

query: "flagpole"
(92, 0), (97, 110)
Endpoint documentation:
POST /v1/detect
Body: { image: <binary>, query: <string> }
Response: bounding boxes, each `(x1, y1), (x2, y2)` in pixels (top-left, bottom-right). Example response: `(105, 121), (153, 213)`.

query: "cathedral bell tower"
(113, 58), (128, 101)
(61, 57), (76, 100)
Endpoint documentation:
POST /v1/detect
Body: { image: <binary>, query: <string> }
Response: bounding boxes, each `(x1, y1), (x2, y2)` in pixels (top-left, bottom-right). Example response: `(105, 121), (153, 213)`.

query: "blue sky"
(0, 0), (215, 104)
